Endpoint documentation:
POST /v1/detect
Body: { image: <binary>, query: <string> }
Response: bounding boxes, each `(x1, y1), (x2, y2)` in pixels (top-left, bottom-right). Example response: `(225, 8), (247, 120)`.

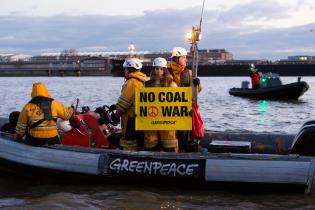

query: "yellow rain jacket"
(168, 61), (202, 152)
(167, 61), (202, 92)
(144, 74), (178, 151)
(15, 82), (73, 140)
(115, 71), (147, 150)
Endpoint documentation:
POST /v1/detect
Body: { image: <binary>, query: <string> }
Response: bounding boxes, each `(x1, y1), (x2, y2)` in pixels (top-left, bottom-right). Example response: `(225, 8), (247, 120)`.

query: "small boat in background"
(229, 81), (309, 100)
(229, 74), (309, 100)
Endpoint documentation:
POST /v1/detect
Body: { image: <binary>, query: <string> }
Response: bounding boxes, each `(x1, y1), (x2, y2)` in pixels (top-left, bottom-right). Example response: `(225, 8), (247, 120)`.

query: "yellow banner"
(135, 87), (192, 130)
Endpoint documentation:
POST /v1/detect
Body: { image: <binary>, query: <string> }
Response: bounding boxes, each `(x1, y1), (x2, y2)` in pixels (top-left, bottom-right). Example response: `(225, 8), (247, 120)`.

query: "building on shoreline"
(1, 48), (315, 76)
(0, 48), (234, 76)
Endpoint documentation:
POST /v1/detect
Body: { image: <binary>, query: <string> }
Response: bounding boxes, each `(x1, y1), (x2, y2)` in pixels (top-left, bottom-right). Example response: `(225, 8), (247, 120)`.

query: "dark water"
(0, 77), (315, 209)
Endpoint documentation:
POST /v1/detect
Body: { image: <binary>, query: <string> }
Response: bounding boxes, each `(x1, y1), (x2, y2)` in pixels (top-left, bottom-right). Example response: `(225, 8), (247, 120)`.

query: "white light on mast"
(128, 43), (135, 57)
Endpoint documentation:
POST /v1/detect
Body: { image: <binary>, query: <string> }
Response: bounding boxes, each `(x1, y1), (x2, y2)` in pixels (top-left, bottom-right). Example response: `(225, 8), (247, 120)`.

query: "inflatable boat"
(229, 73), (309, 100)
(1, 106), (315, 193)
(229, 81), (309, 100)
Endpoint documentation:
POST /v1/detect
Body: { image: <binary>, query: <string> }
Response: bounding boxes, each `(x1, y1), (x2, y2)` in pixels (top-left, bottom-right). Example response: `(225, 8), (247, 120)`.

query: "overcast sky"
(0, 0), (315, 60)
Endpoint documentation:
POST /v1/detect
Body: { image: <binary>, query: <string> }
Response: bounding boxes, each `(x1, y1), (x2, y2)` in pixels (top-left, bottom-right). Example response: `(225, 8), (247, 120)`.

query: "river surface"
(0, 76), (315, 209)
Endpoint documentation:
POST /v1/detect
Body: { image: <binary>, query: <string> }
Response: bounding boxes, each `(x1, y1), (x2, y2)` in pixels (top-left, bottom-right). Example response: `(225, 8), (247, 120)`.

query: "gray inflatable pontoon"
(1, 118), (315, 193)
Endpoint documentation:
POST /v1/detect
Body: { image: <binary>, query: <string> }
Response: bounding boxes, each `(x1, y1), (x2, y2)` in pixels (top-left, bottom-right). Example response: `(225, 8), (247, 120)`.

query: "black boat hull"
(229, 81), (309, 100)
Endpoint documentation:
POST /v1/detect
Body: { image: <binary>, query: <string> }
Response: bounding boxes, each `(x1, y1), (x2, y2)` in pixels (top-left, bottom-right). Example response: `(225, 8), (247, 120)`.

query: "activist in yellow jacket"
(167, 61), (202, 92)
(115, 58), (147, 150)
(168, 47), (202, 152)
(144, 57), (178, 152)
(15, 82), (73, 146)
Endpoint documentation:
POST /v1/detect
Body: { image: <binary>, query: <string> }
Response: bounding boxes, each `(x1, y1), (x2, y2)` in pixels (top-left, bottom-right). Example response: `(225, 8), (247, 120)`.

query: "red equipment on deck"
(61, 105), (118, 149)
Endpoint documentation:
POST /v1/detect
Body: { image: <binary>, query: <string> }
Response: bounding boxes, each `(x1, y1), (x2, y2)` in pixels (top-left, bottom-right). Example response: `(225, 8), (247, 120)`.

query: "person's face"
(178, 56), (187, 67)
(124, 69), (129, 78)
(154, 67), (164, 78)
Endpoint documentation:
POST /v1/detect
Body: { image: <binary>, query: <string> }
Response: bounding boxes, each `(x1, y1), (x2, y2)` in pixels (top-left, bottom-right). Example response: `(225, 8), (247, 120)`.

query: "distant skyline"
(1, 0), (315, 60)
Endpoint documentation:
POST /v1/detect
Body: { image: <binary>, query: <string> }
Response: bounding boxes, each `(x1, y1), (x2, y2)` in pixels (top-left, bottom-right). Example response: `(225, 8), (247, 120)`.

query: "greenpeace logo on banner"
(151, 121), (176, 125)
(135, 87), (192, 130)
(108, 157), (202, 178)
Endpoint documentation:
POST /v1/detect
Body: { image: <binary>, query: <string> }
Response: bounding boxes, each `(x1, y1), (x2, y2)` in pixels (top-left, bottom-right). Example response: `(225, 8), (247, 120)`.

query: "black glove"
(193, 77), (200, 86)
(109, 104), (116, 111)
(110, 112), (120, 125)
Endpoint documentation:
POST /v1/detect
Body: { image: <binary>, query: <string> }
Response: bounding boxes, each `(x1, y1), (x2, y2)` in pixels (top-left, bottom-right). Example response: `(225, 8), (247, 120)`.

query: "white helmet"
(171, 47), (188, 57)
(152, 57), (167, 68)
(250, 63), (257, 72)
(57, 119), (73, 132)
(123, 58), (142, 70)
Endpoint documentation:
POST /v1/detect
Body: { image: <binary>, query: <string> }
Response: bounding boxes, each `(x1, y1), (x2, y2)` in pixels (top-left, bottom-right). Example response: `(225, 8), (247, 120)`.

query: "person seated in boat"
(249, 64), (261, 89)
(0, 111), (20, 134)
(144, 57), (179, 152)
(113, 58), (147, 151)
(14, 82), (74, 146)
(167, 47), (204, 152)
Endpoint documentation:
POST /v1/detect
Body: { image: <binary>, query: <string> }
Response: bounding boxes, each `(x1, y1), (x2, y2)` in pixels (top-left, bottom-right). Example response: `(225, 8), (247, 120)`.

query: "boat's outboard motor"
(290, 121), (315, 156)
(241, 81), (249, 89)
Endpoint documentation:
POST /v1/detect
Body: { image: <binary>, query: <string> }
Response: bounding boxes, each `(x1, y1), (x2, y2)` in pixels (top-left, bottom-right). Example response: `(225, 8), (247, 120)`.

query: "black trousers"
(26, 135), (60, 147)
